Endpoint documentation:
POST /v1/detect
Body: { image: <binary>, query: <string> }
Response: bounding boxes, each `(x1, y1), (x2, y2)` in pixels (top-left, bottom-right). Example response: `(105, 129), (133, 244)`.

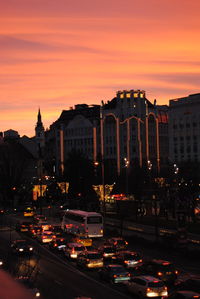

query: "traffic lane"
(37, 245), (132, 299)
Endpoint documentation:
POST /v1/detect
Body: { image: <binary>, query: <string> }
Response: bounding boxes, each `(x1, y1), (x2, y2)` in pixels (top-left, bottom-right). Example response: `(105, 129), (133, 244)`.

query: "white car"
(37, 231), (54, 243)
(127, 275), (168, 298)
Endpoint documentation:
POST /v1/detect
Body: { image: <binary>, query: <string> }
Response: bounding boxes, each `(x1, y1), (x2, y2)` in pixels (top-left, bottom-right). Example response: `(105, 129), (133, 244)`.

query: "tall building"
(45, 89), (167, 179)
(169, 93), (200, 163)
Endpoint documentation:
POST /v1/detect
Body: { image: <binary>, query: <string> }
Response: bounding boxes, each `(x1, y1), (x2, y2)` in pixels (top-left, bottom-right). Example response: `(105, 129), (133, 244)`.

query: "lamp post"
(124, 158), (129, 196)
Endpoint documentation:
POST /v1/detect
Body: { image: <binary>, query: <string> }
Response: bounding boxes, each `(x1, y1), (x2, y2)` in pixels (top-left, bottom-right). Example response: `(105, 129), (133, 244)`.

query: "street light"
(124, 158), (129, 196)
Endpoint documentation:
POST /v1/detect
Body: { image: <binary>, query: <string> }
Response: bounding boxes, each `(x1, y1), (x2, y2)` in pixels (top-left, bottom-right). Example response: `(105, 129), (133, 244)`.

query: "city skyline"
(1, 0), (200, 137)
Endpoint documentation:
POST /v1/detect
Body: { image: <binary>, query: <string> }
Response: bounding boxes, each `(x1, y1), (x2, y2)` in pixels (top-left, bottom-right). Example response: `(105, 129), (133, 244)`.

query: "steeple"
(35, 108), (45, 151)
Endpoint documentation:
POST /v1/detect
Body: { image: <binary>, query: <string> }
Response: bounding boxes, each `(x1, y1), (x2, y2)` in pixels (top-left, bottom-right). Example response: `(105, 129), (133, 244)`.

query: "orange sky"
(1, 0), (200, 137)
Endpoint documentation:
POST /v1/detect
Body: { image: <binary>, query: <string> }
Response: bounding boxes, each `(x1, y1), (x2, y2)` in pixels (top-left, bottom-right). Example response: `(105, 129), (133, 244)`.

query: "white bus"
(61, 210), (103, 238)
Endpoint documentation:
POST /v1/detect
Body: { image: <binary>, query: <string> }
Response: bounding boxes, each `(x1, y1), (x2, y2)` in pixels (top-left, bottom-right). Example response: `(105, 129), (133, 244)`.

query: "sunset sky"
(1, 0), (200, 137)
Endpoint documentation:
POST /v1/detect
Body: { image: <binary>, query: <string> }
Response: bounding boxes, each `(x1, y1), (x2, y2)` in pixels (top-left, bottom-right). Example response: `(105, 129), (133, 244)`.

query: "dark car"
(49, 237), (67, 251)
(168, 290), (200, 299)
(112, 250), (143, 268)
(98, 245), (116, 260)
(16, 221), (32, 233)
(11, 240), (34, 255)
(29, 225), (43, 238)
(76, 251), (103, 269)
(137, 259), (178, 284)
(175, 275), (200, 293)
(106, 237), (128, 250)
(98, 264), (131, 283)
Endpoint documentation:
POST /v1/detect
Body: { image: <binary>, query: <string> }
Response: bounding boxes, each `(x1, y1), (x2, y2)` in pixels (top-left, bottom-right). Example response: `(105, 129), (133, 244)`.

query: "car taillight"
(127, 273), (131, 277)
(139, 259), (143, 263)
(54, 243), (57, 247)
(124, 260), (129, 264)
(125, 241), (128, 245)
(42, 236), (46, 239)
(175, 270), (178, 274)
(72, 248), (75, 253)
(113, 274), (117, 278)
(157, 272), (163, 276)
(164, 286), (168, 291)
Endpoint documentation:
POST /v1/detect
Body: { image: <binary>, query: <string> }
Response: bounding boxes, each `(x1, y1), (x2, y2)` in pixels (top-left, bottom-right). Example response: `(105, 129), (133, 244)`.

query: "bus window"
(87, 216), (102, 224)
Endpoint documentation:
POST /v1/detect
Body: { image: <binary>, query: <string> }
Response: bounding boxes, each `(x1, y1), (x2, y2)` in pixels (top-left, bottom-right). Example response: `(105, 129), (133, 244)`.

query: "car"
(106, 237), (128, 250)
(11, 240), (34, 254)
(76, 251), (103, 269)
(16, 221), (32, 232)
(49, 238), (68, 251)
(99, 264), (131, 284)
(38, 221), (52, 231)
(98, 245), (116, 260)
(15, 276), (41, 297)
(137, 259), (178, 284)
(72, 234), (92, 247)
(64, 242), (86, 259)
(23, 207), (34, 217)
(52, 225), (64, 236)
(37, 231), (55, 243)
(127, 275), (168, 298)
(33, 214), (47, 223)
(112, 250), (143, 268)
(168, 290), (200, 299)
(29, 225), (43, 238)
(174, 275), (200, 293)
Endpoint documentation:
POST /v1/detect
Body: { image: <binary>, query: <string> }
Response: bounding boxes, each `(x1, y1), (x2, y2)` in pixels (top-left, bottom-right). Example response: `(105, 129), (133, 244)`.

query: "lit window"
(126, 93), (131, 98)
(140, 93), (144, 98)
(120, 93), (124, 99)
(134, 93), (138, 98)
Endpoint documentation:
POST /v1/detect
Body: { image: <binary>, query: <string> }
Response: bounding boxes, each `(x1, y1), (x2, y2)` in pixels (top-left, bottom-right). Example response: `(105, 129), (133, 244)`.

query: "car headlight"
(36, 291), (40, 297)
(29, 247), (33, 251)
(19, 248), (24, 252)
(0, 261), (3, 265)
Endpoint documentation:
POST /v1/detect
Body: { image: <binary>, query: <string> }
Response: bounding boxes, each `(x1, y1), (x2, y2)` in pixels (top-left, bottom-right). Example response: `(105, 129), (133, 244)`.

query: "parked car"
(76, 251), (103, 269)
(112, 250), (143, 268)
(127, 275), (168, 298)
(137, 259), (178, 284)
(11, 240), (34, 255)
(168, 290), (200, 299)
(98, 245), (116, 260)
(64, 242), (86, 259)
(98, 264), (131, 284)
(106, 237), (128, 250)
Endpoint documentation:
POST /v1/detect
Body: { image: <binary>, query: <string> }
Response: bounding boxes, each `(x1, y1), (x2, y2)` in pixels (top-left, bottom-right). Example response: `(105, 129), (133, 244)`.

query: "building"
(169, 93), (200, 163)
(45, 90), (167, 180)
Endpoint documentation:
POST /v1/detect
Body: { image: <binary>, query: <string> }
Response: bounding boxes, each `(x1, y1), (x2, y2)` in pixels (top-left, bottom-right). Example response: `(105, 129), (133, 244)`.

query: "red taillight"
(127, 273), (131, 277)
(175, 270), (178, 274)
(157, 272), (163, 276)
(139, 259), (143, 263)
(72, 248), (75, 253)
(113, 274), (117, 278)
(124, 260), (129, 264)
(125, 241), (128, 245)
(54, 243), (57, 247)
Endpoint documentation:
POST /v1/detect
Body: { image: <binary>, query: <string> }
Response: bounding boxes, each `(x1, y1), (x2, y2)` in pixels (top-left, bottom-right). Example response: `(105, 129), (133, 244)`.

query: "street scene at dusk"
(0, 1), (200, 299)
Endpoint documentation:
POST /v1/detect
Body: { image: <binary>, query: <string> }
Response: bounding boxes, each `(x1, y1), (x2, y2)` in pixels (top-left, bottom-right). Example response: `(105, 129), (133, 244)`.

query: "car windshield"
(87, 253), (101, 259)
(148, 281), (164, 288)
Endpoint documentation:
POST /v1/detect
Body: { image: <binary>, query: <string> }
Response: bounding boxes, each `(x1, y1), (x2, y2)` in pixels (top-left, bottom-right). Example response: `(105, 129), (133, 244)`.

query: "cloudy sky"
(1, 0), (200, 136)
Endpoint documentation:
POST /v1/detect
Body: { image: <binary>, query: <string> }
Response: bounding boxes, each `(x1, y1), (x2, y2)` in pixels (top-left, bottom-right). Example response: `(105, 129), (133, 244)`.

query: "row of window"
(173, 136), (198, 141)
(173, 122), (198, 129)
(65, 127), (93, 136)
(174, 145), (198, 154)
(65, 138), (93, 146)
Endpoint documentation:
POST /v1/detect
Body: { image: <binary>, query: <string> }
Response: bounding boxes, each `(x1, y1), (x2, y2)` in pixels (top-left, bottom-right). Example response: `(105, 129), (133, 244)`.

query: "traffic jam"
(2, 206), (200, 299)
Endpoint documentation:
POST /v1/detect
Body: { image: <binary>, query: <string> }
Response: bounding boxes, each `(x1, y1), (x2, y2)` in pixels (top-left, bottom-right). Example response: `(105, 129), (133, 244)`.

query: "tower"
(35, 108), (45, 156)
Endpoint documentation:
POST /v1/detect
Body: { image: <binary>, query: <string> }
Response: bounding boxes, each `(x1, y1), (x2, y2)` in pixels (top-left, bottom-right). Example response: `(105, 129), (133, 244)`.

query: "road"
(0, 212), (200, 299)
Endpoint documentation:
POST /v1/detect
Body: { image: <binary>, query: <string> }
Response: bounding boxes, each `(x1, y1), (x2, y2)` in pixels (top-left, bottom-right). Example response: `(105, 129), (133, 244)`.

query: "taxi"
(73, 234), (92, 247)
(23, 207), (34, 217)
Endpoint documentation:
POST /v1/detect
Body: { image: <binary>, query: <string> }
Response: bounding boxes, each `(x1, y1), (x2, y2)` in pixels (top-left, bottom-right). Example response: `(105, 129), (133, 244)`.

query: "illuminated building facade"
(45, 90), (168, 178)
(169, 93), (200, 163)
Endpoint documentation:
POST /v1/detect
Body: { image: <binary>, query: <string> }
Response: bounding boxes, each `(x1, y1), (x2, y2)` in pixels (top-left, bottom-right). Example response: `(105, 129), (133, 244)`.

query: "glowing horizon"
(1, 0), (200, 137)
